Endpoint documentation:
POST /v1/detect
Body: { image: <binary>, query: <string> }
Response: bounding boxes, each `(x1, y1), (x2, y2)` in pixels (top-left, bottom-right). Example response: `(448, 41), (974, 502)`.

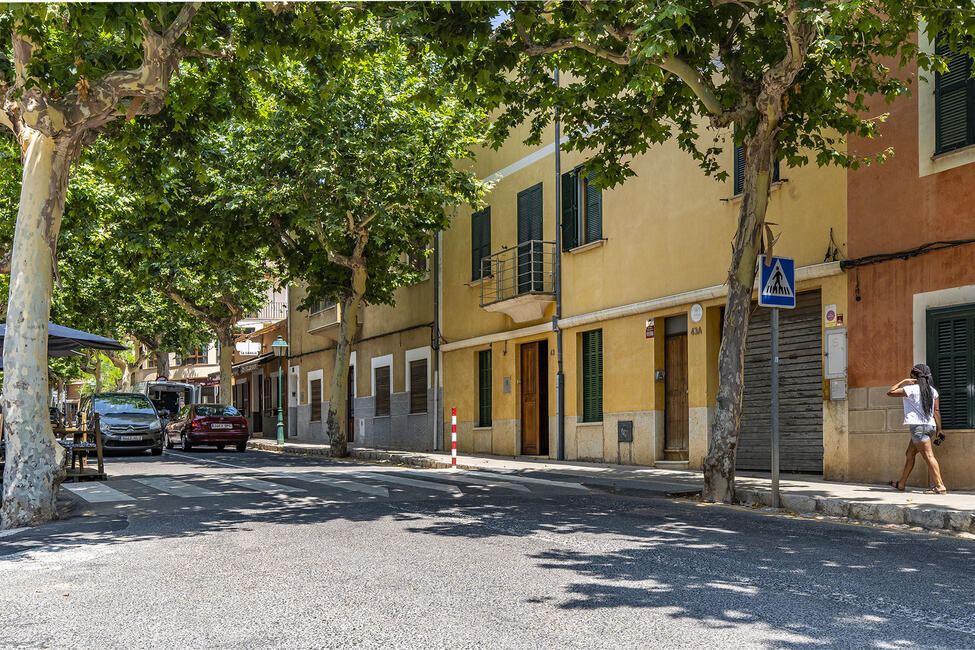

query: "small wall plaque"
(503, 376), (512, 394)
(618, 420), (633, 442)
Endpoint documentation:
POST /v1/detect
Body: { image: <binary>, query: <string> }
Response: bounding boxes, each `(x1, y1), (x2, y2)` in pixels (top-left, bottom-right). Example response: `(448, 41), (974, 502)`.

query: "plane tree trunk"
(1, 130), (74, 529)
(702, 132), (776, 503)
(326, 264), (367, 457)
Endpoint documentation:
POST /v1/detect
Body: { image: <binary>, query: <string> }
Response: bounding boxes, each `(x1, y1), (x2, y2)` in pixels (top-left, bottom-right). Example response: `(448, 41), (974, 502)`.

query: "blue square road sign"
(758, 255), (795, 309)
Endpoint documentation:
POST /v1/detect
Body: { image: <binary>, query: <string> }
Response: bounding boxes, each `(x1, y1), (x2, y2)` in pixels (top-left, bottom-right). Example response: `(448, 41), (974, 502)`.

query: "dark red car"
(164, 403), (249, 452)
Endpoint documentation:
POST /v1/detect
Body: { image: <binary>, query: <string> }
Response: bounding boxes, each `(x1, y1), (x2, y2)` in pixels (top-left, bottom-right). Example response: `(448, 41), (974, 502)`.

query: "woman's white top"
(902, 384), (939, 426)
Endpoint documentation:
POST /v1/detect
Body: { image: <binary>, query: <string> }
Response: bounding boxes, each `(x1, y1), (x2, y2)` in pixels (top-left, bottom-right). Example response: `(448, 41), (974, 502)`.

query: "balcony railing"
(245, 300), (288, 321)
(479, 241), (556, 318)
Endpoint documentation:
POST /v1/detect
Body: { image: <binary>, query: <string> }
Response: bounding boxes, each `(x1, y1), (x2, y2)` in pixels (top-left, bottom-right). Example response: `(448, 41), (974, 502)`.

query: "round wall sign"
(690, 304), (704, 323)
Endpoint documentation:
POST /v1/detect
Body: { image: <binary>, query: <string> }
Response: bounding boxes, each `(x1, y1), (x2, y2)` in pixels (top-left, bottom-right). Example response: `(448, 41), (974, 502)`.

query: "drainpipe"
(432, 230), (442, 451)
(553, 68), (566, 461)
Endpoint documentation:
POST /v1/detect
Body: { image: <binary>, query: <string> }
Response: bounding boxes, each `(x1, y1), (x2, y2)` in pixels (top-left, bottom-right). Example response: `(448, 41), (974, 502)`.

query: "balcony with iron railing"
(245, 300), (288, 322)
(478, 240), (556, 322)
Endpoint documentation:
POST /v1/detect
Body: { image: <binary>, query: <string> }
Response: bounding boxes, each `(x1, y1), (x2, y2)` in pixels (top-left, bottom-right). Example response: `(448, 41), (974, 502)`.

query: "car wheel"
(236, 443), (246, 453)
(216, 444), (225, 451)
(182, 433), (193, 452)
(150, 444), (162, 456)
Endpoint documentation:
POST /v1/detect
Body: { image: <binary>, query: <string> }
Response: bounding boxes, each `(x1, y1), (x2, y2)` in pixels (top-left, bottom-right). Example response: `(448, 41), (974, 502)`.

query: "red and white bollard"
(451, 407), (457, 469)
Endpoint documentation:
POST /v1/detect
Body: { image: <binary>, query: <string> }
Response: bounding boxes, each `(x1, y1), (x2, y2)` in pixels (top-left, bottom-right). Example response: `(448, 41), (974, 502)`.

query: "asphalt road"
(1, 449), (974, 649)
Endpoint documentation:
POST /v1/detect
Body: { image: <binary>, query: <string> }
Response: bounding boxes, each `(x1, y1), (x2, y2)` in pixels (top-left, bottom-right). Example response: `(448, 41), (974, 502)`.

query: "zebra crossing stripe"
(466, 471), (590, 491)
(292, 473), (389, 498)
(220, 476), (306, 494)
(62, 483), (135, 503)
(133, 477), (223, 498)
(430, 471), (531, 493)
(360, 472), (463, 496)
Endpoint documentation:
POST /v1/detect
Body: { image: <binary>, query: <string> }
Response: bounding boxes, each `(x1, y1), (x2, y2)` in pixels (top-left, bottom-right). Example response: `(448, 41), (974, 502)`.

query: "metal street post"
(271, 336), (289, 446)
(758, 254), (794, 510)
(770, 307), (780, 508)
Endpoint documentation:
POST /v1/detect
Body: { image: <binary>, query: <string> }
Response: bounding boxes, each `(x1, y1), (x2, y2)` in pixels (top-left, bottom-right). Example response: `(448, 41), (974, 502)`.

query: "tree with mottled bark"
(418, 0), (974, 502)
(0, 2), (344, 528)
(218, 25), (485, 455)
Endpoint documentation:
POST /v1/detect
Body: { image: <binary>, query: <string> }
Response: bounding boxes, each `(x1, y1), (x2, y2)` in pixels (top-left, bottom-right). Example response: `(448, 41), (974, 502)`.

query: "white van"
(135, 380), (201, 426)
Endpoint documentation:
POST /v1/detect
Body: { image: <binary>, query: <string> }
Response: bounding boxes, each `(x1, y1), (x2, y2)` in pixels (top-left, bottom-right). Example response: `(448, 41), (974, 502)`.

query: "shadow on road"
(4, 452), (975, 647)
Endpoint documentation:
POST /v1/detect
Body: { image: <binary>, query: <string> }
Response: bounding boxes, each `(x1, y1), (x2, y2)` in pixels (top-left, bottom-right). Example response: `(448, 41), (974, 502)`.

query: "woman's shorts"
(910, 424), (936, 444)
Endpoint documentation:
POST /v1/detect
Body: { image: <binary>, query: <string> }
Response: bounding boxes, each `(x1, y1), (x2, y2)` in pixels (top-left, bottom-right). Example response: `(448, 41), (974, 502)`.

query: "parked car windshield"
(94, 394), (156, 415)
(195, 405), (241, 417)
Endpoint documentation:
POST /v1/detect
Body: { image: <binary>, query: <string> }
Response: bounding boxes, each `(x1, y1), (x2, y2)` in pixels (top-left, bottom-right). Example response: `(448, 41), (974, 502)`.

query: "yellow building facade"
(440, 118), (849, 475)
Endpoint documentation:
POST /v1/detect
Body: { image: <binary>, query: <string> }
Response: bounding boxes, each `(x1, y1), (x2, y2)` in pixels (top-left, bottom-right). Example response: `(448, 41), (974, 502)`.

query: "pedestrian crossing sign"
(758, 255), (795, 308)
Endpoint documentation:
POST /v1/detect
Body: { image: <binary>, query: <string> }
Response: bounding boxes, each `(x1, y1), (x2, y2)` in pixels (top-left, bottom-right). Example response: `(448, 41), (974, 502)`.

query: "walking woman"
(887, 364), (947, 494)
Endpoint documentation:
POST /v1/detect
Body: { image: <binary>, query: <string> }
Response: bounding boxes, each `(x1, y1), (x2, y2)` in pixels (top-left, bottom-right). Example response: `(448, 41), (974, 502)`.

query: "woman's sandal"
(888, 480), (905, 491)
(922, 488), (948, 495)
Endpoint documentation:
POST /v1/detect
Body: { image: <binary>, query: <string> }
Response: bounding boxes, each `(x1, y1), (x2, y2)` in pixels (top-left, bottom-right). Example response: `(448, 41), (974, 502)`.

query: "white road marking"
(360, 472), (463, 496)
(430, 471), (531, 493)
(133, 477), (223, 498)
(463, 471), (591, 491)
(0, 527), (28, 538)
(285, 473), (389, 498)
(62, 483), (136, 503)
(219, 476), (306, 494)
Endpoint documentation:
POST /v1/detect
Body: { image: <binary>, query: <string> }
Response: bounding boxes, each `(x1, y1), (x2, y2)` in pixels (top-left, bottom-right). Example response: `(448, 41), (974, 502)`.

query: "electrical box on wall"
(829, 379), (847, 401)
(824, 328), (847, 379)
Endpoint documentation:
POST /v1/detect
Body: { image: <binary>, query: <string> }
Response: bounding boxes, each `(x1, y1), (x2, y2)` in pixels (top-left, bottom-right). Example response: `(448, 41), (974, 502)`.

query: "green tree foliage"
(216, 21), (486, 454)
(0, 2), (355, 528)
(416, 0), (975, 501)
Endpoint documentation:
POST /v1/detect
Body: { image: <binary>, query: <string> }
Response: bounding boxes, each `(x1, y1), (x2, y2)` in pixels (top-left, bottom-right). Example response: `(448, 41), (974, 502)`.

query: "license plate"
(120, 435), (143, 441)
(211, 423), (232, 430)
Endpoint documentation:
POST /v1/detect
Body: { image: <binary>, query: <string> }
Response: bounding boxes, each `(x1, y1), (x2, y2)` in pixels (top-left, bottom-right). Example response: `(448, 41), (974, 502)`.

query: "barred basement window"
(409, 359), (427, 414)
(374, 365), (391, 416)
(310, 378), (322, 422)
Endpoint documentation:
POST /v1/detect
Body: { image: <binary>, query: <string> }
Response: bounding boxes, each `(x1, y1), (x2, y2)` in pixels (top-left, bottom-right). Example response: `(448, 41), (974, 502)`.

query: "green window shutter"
(586, 172), (602, 242)
(733, 143), (745, 195)
(517, 184), (543, 294)
(935, 36), (974, 155)
(734, 143), (779, 193)
(582, 329), (603, 422)
(561, 170), (578, 251)
(478, 349), (492, 427)
(471, 207), (491, 280)
(928, 307), (974, 429)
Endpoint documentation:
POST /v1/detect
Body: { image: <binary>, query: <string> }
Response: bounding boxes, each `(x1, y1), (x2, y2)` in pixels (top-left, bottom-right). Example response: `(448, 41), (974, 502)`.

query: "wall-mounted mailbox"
(618, 420), (633, 442)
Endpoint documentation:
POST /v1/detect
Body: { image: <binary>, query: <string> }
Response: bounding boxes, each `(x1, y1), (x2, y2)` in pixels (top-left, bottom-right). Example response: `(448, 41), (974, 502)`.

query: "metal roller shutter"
(736, 289), (823, 473)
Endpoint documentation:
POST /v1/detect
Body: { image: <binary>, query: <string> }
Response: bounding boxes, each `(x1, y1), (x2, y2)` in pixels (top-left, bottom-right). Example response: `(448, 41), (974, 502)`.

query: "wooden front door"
(664, 333), (689, 455)
(521, 341), (541, 455)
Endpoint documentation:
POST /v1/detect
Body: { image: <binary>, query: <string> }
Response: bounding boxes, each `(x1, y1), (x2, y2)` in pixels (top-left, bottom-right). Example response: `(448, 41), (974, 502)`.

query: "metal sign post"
(758, 255), (795, 509)
(770, 307), (780, 508)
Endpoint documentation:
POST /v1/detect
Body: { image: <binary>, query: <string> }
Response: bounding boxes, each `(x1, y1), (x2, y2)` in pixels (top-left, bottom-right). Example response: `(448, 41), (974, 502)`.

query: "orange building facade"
(846, 36), (975, 488)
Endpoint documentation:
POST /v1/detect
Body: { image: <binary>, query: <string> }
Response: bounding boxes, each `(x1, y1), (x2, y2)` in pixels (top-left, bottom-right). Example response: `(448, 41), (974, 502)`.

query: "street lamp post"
(271, 336), (289, 445)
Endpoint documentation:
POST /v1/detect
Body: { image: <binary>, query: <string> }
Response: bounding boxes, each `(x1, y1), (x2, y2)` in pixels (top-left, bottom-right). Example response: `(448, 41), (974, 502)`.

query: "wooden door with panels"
(520, 340), (549, 456)
(664, 315), (689, 460)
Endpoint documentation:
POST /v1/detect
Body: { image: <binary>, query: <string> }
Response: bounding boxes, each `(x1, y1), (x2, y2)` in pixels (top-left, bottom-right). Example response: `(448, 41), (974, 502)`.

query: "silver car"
(79, 393), (164, 455)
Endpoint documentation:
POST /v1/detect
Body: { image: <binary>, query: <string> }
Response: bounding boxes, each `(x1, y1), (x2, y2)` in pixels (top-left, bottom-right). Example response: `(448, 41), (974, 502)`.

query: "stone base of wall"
(848, 385), (975, 488)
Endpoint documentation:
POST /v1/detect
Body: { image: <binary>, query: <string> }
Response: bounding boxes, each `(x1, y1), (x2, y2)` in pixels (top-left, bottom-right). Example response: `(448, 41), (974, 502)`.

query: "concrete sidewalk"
(247, 438), (975, 535)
